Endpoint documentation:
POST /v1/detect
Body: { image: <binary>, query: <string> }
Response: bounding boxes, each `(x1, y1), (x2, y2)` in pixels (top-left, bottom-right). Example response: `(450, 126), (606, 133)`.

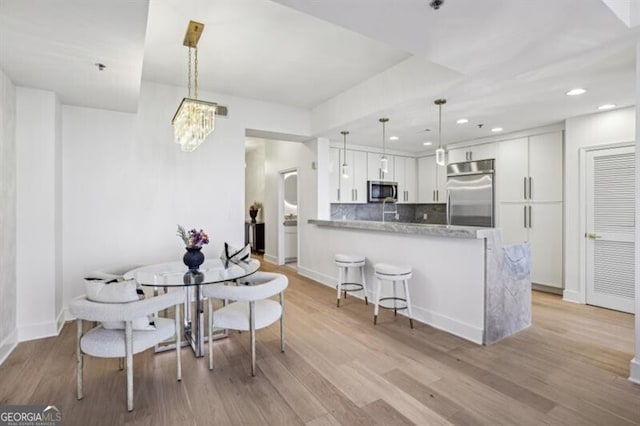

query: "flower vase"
(183, 247), (205, 271)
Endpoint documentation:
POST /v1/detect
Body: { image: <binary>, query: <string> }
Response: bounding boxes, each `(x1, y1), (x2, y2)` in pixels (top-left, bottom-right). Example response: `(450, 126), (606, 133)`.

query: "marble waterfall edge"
(484, 232), (532, 344)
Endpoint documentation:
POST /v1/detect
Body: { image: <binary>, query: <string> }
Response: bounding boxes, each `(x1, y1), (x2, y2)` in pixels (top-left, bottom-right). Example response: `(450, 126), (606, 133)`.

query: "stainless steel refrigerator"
(446, 159), (495, 227)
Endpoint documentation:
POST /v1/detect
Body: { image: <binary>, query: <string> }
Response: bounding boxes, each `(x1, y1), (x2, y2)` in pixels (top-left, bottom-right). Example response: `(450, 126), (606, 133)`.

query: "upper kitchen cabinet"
(367, 152), (395, 181)
(329, 147), (341, 203)
(528, 132), (563, 202)
(418, 155), (446, 203)
(447, 142), (496, 164)
(339, 149), (368, 203)
(497, 132), (563, 202)
(395, 156), (417, 203)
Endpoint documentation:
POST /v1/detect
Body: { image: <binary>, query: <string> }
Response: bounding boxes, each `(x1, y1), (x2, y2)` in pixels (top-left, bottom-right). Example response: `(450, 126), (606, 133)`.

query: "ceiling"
(0, 0), (638, 151)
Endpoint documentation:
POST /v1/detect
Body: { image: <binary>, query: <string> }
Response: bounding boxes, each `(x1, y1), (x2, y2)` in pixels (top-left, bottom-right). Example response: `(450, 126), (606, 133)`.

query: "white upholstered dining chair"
(202, 271), (288, 375)
(69, 291), (185, 411)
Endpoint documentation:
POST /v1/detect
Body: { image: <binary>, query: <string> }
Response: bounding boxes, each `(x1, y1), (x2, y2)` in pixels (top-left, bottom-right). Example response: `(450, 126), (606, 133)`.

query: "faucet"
(382, 197), (398, 223)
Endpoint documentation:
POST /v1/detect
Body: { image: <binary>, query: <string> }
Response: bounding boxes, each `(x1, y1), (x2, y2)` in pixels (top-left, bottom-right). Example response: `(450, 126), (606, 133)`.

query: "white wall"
(0, 68), (17, 362)
(563, 107), (635, 303)
(61, 81), (311, 310)
(15, 87), (63, 341)
(245, 141), (266, 221)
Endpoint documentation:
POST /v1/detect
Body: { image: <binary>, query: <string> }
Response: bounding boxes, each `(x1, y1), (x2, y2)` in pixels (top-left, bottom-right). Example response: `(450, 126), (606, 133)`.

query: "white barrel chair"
(202, 271), (288, 376)
(69, 291), (185, 411)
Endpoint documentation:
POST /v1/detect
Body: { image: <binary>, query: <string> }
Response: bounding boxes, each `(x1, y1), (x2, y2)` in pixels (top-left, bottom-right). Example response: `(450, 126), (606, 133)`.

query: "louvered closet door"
(586, 146), (635, 313)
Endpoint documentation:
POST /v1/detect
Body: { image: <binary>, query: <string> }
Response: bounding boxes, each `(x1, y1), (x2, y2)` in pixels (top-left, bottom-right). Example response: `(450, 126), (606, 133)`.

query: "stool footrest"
(336, 283), (364, 293)
(377, 297), (408, 311)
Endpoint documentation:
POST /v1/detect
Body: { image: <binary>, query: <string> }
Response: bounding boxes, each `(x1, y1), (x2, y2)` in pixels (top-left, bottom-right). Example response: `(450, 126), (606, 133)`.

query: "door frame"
(578, 141), (635, 304)
(277, 167), (299, 265)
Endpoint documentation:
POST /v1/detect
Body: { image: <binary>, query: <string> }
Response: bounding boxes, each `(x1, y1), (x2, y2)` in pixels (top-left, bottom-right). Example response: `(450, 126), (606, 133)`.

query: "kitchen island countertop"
(308, 219), (493, 239)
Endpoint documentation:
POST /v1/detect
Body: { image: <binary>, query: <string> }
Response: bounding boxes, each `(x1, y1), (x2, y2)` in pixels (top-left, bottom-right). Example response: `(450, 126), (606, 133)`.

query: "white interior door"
(586, 146), (635, 313)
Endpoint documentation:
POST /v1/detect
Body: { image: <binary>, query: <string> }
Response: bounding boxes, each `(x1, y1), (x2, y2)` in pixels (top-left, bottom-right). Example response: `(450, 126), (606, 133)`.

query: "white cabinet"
(367, 152), (394, 181)
(496, 131), (564, 288)
(284, 226), (297, 261)
(418, 155), (447, 203)
(339, 150), (368, 203)
(498, 133), (563, 203)
(447, 142), (496, 164)
(497, 138), (529, 202)
(329, 148), (341, 203)
(395, 156), (417, 203)
(529, 133), (563, 202)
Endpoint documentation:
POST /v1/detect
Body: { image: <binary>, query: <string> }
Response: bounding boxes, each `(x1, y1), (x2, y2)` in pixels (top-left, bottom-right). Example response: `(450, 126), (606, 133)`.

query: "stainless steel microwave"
(367, 180), (398, 203)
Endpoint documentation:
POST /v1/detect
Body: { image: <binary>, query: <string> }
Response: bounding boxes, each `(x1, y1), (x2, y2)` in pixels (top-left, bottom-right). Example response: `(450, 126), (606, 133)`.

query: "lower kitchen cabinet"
(498, 202), (562, 288)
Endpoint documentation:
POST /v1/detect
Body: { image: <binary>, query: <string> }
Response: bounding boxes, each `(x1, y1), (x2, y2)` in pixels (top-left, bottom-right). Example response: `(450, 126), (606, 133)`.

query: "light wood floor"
(1, 261), (638, 425)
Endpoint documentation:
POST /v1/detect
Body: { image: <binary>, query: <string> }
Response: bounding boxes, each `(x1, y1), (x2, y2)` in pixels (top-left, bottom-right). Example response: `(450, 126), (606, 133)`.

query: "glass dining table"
(124, 258), (260, 357)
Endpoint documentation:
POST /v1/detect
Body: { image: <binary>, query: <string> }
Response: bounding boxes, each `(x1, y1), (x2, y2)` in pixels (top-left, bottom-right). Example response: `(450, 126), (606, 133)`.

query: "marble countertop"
(308, 219), (494, 239)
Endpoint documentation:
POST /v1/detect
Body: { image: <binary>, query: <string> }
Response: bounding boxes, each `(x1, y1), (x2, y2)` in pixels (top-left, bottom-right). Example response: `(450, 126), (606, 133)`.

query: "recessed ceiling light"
(456, 118), (469, 124)
(389, 136), (399, 141)
(597, 104), (616, 110)
(423, 141), (433, 146)
(491, 127), (503, 132)
(566, 88), (587, 96)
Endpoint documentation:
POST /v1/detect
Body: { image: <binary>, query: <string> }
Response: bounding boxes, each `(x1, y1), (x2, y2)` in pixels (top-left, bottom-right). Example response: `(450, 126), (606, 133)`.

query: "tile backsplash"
(331, 203), (447, 225)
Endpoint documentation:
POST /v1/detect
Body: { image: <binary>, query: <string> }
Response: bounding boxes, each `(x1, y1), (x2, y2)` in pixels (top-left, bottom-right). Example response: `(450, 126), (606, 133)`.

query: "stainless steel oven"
(367, 181), (398, 203)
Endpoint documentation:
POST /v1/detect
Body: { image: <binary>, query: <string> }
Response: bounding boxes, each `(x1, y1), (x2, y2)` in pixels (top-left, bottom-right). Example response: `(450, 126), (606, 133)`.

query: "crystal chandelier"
(171, 21), (220, 152)
(434, 99), (447, 166)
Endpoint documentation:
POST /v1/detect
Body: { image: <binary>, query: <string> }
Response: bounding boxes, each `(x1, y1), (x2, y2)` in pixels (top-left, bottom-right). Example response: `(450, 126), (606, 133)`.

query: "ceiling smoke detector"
(430, 0), (444, 10)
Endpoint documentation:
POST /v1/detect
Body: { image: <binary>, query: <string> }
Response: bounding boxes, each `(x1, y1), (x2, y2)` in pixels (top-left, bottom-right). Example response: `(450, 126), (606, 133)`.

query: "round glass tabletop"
(124, 258), (261, 287)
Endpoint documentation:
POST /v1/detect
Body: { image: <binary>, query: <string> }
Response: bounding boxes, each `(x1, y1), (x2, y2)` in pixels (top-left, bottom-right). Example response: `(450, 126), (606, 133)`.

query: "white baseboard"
(630, 357), (640, 384)
(562, 289), (584, 304)
(297, 265), (484, 344)
(0, 328), (18, 366)
(411, 305), (484, 345)
(297, 265), (335, 287)
(17, 320), (59, 342)
(263, 253), (278, 265)
(56, 309), (66, 333)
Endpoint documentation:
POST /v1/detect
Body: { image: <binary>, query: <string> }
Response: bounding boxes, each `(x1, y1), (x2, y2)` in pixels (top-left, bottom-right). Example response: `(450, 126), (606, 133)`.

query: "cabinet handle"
(523, 177), (527, 200)
(355, 189), (358, 200)
(337, 189), (340, 201)
(524, 205), (527, 228)
(469, 151), (472, 161)
(433, 190), (436, 202)
(529, 177), (532, 200)
(529, 205), (532, 228)
(436, 189), (439, 202)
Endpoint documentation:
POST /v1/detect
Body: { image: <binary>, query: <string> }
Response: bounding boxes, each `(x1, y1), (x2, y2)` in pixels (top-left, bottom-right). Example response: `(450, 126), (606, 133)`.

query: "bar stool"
(335, 254), (368, 307)
(373, 263), (414, 328)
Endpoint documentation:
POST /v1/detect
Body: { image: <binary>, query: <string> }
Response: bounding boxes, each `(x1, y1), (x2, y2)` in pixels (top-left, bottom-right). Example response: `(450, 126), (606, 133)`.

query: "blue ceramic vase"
(183, 247), (205, 271)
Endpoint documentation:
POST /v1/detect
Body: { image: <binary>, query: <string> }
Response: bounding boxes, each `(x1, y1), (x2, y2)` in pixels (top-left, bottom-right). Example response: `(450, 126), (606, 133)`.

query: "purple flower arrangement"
(177, 225), (210, 249)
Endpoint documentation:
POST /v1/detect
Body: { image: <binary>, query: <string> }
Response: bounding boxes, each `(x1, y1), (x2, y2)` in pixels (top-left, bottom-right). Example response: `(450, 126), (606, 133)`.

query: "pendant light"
(340, 131), (350, 178)
(171, 21), (228, 152)
(379, 118), (389, 174)
(434, 99), (447, 166)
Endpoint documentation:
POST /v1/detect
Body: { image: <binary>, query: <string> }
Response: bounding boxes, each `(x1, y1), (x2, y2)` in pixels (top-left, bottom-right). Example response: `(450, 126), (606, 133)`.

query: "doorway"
(278, 169), (298, 268)
(585, 145), (635, 313)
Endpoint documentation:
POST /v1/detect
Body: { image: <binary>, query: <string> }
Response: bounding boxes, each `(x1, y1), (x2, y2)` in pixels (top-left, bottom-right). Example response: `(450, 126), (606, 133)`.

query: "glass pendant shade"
(380, 156), (389, 173)
(172, 98), (217, 152)
(435, 147), (446, 166)
(341, 163), (350, 179)
(434, 99), (447, 166)
(340, 130), (350, 179)
(379, 118), (389, 175)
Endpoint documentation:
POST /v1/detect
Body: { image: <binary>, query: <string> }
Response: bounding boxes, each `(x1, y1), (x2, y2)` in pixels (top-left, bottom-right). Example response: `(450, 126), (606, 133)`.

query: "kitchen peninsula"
(306, 219), (531, 344)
